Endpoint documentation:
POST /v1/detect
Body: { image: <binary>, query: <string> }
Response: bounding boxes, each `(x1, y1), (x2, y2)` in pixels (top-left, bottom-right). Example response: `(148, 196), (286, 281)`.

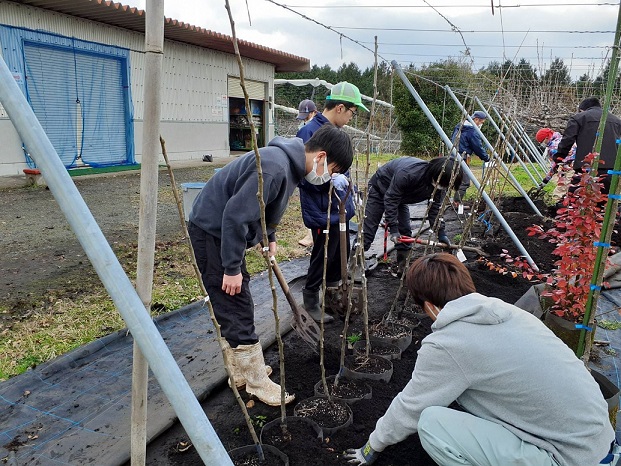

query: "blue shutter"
(23, 43), (129, 168)
(23, 43), (79, 166)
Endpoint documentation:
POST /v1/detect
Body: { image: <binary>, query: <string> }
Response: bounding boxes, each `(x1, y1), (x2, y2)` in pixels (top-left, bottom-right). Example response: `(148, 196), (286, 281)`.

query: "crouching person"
(362, 157), (461, 272)
(346, 253), (615, 465)
(188, 125), (353, 406)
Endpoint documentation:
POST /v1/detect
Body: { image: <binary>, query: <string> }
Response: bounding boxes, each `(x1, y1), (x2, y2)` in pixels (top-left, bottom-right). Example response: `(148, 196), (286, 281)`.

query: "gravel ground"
(0, 160), (228, 324)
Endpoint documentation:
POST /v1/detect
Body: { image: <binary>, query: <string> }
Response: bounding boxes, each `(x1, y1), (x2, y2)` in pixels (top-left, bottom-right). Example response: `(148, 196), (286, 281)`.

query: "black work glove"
(389, 232), (402, 244)
(344, 440), (379, 464)
(438, 229), (451, 246)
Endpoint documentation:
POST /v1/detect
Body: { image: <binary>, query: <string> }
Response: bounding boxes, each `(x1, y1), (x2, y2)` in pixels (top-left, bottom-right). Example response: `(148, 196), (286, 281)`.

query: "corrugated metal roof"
(6, 0), (310, 72)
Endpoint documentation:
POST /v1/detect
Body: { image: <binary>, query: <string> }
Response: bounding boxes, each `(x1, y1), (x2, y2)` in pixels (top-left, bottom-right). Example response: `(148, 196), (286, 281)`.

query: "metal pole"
(0, 55), (232, 466)
(444, 86), (543, 218)
(511, 114), (550, 169)
(484, 102), (547, 180)
(391, 61), (539, 271)
(579, 0), (621, 360)
(132, 0), (164, 463)
(500, 110), (549, 176)
(473, 96), (541, 187)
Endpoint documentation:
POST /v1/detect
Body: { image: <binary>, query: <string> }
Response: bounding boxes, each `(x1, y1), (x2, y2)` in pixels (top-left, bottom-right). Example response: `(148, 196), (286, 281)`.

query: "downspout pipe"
(391, 60), (539, 271)
(0, 56), (233, 465)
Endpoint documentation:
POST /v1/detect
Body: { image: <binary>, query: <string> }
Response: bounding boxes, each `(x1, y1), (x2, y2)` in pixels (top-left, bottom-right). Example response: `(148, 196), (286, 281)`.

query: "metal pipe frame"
(391, 61), (539, 271)
(444, 86), (542, 218)
(484, 102), (548, 181)
(472, 96), (541, 187)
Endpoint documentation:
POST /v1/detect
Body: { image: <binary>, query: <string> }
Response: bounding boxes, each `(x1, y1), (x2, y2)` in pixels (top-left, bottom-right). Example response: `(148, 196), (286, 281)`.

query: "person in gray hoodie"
(346, 253), (615, 466)
(188, 125), (353, 407)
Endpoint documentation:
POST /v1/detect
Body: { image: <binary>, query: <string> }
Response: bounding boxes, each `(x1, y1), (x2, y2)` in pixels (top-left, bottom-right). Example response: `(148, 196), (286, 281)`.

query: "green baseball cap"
(326, 81), (369, 112)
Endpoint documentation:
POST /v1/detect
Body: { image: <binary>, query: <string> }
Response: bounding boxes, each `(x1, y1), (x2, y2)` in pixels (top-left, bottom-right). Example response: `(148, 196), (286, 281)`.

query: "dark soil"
(344, 354), (394, 375)
(315, 376), (372, 401)
(384, 312), (421, 330)
(261, 418), (322, 452)
(293, 397), (352, 430)
(353, 341), (401, 360)
(142, 195), (570, 466)
(369, 322), (410, 339)
(230, 446), (287, 466)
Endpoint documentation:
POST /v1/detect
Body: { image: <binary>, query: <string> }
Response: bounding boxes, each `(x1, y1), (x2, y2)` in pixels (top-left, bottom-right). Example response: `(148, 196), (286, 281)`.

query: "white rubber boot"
(221, 340), (272, 389)
(232, 342), (295, 406)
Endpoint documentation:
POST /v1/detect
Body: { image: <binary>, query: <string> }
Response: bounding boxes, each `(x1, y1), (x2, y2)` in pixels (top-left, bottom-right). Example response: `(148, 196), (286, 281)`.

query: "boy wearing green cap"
(296, 82), (368, 323)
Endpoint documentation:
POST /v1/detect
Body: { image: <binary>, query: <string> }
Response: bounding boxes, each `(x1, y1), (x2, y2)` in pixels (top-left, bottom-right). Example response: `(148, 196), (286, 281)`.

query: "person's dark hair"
(324, 100), (356, 112)
(406, 253), (476, 308)
(305, 125), (353, 173)
(425, 157), (463, 189)
(579, 97), (601, 111)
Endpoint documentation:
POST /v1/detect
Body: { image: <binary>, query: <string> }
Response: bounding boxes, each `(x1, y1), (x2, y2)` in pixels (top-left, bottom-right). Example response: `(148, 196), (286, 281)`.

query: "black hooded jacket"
(556, 106), (621, 171)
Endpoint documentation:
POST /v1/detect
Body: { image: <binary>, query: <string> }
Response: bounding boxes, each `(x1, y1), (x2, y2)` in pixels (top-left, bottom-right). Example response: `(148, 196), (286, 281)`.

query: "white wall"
(0, 0), (276, 177)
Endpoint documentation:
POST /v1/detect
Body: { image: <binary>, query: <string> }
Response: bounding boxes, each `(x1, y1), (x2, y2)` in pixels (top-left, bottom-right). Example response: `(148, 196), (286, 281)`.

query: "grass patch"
(598, 320), (621, 331)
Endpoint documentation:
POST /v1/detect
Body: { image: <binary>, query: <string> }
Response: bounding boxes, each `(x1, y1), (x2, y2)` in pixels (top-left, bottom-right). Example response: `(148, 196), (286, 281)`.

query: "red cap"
(536, 128), (554, 144)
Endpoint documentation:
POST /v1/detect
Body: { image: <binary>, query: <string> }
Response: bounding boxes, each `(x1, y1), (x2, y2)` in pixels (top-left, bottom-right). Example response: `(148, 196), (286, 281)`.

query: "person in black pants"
(362, 157), (462, 270)
(188, 125), (353, 406)
(297, 82), (367, 323)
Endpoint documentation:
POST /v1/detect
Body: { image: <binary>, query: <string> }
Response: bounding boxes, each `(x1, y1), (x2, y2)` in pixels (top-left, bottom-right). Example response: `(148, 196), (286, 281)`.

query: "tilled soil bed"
(4, 170), (619, 466)
(142, 195), (569, 466)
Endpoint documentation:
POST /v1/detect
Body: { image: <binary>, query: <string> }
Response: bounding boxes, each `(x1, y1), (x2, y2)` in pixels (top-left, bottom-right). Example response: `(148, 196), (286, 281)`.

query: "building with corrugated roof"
(0, 0), (309, 178)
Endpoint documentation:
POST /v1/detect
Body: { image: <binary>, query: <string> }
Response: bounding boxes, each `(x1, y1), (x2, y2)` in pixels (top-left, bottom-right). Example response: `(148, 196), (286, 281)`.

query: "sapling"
(527, 153), (608, 322)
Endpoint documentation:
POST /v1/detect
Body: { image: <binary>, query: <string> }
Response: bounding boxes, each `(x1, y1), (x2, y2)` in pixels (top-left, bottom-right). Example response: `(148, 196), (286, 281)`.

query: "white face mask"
(305, 157), (332, 185)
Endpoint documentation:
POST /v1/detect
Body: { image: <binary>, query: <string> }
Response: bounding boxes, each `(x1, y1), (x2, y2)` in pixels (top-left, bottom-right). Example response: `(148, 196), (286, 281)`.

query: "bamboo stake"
(319, 185), (333, 400)
(132, 1), (164, 463)
(160, 137), (256, 456)
(579, 1), (621, 362)
(224, 0), (289, 435)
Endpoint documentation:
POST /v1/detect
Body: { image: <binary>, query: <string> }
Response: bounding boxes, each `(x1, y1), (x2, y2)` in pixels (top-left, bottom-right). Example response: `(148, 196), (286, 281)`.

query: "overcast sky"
(126, 1), (619, 79)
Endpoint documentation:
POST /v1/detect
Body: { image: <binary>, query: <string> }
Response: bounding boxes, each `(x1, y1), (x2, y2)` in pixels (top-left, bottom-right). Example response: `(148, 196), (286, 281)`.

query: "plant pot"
(590, 369), (620, 430)
(383, 311), (421, 330)
(260, 416), (323, 450)
(293, 396), (353, 436)
(314, 375), (372, 404)
(513, 283), (546, 319)
(341, 354), (394, 383)
(352, 340), (402, 360)
(544, 311), (596, 355)
(369, 321), (412, 351)
(228, 443), (289, 466)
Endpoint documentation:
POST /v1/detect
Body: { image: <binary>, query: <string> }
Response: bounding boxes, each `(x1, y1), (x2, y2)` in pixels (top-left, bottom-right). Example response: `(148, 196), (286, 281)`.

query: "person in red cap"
(535, 127), (575, 201)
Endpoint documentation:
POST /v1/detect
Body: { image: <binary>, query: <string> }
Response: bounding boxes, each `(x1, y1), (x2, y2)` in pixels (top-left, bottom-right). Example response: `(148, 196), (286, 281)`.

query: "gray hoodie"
(189, 137), (306, 275)
(369, 293), (614, 466)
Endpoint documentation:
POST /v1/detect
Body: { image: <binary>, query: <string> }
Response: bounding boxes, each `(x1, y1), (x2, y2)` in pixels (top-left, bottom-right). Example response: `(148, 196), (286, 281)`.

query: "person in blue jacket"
(297, 82), (369, 323)
(450, 110), (489, 207)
